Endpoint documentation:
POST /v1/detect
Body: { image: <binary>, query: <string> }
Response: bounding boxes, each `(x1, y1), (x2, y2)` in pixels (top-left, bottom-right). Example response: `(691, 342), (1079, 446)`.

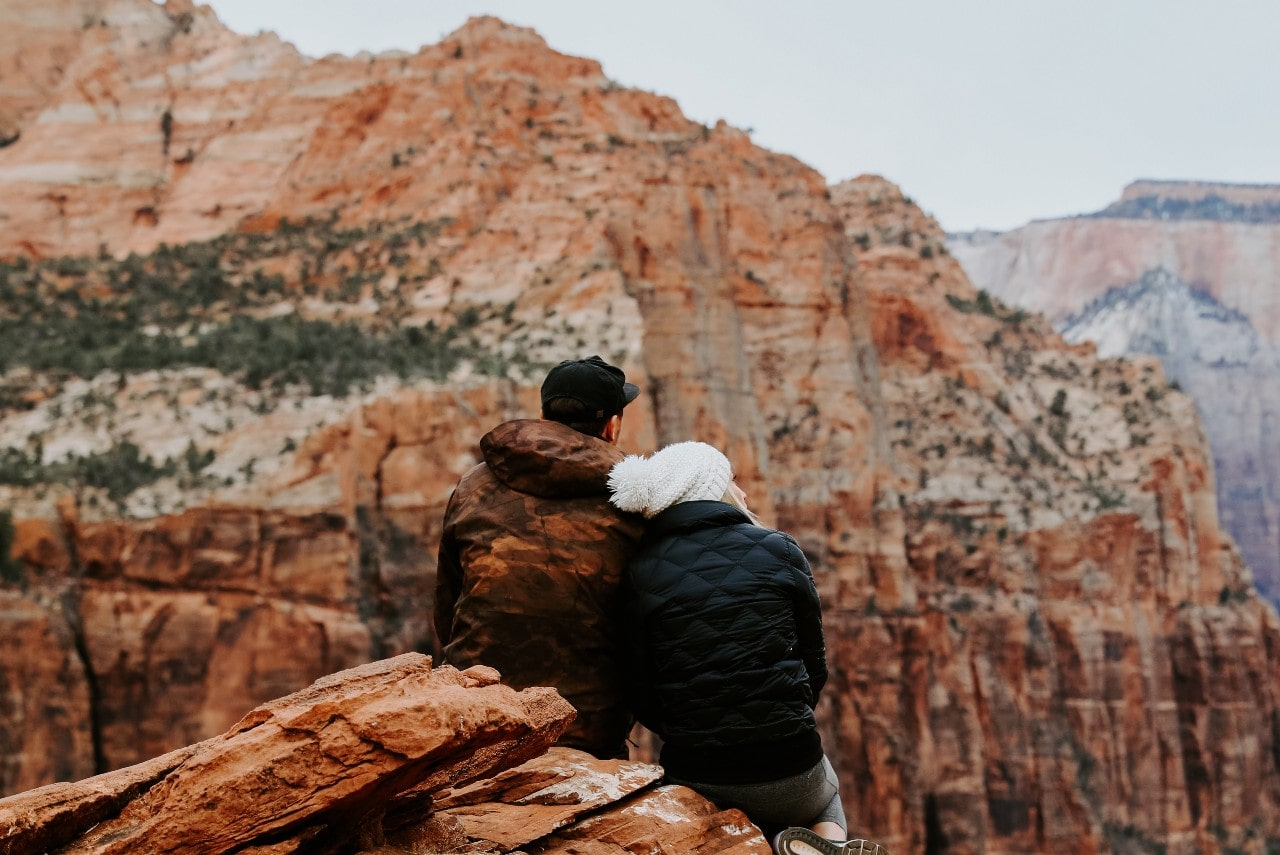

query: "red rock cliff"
(2, 4), (1280, 853)
(836, 176), (1280, 853)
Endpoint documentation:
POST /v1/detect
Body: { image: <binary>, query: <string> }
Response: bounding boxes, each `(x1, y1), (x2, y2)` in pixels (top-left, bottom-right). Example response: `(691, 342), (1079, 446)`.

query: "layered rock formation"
(0, 653), (769, 854)
(949, 181), (1280, 336)
(949, 180), (1280, 602)
(832, 176), (1280, 854)
(3, 3), (1280, 852)
(0, 0), (111, 145)
(1059, 269), (1280, 603)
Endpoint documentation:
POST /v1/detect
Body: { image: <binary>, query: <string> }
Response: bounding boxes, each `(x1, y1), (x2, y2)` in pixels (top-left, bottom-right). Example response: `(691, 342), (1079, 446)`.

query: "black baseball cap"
(540, 356), (640, 419)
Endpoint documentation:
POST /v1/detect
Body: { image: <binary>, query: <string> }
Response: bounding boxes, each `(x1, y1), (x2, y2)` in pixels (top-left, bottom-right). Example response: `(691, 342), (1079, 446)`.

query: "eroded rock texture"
(832, 176), (1280, 854)
(1, 3), (1280, 853)
(950, 180), (1280, 604)
(0, 660), (765, 855)
(0, 655), (572, 853)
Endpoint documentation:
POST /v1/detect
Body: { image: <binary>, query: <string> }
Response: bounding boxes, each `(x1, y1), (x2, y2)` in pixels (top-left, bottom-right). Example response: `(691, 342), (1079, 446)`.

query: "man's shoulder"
(443, 460), (499, 515)
(455, 458), (494, 487)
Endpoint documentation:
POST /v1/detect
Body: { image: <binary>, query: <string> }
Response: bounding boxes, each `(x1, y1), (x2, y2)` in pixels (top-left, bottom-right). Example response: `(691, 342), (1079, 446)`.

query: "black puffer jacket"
(624, 500), (828, 784)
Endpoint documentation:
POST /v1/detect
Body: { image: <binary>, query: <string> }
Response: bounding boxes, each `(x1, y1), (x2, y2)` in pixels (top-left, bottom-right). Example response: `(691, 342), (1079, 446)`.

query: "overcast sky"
(200, 0), (1279, 233)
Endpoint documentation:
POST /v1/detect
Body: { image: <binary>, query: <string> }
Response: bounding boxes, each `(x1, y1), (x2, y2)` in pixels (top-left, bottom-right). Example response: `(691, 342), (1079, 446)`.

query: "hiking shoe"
(775, 827), (890, 855)
(839, 840), (889, 855)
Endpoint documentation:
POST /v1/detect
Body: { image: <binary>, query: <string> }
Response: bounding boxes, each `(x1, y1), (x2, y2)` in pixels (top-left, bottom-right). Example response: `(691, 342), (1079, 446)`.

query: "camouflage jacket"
(434, 419), (645, 758)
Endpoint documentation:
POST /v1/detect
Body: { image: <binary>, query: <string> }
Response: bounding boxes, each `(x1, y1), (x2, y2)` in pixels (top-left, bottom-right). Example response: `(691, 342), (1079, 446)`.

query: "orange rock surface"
(831, 176), (1280, 853)
(0, 656), (766, 854)
(1, 3), (1279, 853)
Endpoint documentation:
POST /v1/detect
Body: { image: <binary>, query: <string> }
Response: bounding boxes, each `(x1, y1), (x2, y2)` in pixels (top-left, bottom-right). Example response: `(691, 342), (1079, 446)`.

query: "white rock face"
(948, 217), (1280, 344)
(1061, 269), (1268, 368)
(1061, 274), (1280, 564)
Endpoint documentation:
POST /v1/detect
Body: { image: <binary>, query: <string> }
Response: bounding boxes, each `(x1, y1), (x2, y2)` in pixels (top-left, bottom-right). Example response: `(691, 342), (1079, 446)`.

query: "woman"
(608, 441), (886, 855)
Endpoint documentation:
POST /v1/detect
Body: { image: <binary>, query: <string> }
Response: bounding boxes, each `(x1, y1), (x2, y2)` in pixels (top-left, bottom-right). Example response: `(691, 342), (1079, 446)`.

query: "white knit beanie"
(608, 441), (733, 518)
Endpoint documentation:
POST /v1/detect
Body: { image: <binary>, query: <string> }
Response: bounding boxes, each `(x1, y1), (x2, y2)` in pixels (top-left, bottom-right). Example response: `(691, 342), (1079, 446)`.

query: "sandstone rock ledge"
(0, 654), (768, 854)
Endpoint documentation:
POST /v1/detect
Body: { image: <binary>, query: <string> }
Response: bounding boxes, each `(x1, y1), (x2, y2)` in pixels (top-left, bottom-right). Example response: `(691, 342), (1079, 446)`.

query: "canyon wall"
(950, 181), (1280, 604)
(844, 177), (1280, 852)
(2, 3), (1280, 852)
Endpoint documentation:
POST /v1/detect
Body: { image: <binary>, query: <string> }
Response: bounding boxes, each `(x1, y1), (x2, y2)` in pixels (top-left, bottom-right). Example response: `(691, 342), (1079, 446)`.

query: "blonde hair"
(720, 482), (761, 525)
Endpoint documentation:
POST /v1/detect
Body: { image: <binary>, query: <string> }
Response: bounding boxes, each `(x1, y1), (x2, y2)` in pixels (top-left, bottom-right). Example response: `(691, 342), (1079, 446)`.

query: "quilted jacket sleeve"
(622, 572), (663, 731)
(787, 535), (828, 705)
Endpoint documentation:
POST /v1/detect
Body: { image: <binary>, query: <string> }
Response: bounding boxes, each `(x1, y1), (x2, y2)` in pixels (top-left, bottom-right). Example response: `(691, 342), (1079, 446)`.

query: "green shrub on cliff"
(0, 442), (170, 502)
(0, 215), (513, 398)
(0, 439), (223, 506)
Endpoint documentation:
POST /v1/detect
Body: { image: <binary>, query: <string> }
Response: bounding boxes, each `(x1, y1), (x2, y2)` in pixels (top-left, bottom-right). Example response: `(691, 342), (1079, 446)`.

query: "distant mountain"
(1087, 179), (1280, 224)
(1061, 269), (1280, 601)
(951, 182), (1280, 603)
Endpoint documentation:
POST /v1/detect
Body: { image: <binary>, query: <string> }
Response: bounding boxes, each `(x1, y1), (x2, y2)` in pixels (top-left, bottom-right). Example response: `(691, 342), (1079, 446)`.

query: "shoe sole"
(775, 827), (890, 855)
(843, 842), (888, 855)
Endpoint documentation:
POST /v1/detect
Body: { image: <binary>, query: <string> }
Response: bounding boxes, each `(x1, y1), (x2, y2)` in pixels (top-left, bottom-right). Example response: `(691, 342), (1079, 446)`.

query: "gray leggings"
(665, 755), (847, 832)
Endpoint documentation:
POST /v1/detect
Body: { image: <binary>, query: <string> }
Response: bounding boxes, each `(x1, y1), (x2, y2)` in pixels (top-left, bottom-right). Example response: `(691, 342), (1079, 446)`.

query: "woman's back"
(625, 499), (827, 783)
(609, 441), (888, 853)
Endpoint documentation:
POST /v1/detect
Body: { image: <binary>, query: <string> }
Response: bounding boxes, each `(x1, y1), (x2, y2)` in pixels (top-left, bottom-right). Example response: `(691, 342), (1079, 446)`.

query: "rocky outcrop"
(0, 0), (113, 145)
(1, 653), (575, 853)
(949, 181), (1280, 603)
(0, 653), (767, 854)
(3, 3), (1280, 853)
(428, 749), (767, 854)
(834, 175), (1280, 854)
(1060, 269), (1280, 602)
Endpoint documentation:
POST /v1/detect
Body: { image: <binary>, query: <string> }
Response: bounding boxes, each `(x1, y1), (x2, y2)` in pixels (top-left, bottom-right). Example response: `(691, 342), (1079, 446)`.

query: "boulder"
(0, 655), (574, 855)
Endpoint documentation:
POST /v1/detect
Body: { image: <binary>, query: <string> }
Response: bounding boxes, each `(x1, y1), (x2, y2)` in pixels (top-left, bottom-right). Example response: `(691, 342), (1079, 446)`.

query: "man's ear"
(601, 413), (623, 444)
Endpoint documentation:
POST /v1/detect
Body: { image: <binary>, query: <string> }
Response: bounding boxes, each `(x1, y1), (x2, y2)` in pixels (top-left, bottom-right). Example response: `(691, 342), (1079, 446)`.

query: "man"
(434, 356), (646, 758)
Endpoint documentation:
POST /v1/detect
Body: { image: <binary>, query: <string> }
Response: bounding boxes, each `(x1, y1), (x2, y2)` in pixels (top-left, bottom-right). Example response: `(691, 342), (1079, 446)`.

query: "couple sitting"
(434, 356), (885, 855)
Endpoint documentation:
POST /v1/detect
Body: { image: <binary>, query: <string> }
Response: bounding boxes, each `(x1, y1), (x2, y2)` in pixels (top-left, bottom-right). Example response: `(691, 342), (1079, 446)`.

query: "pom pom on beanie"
(608, 441), (733, 518)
